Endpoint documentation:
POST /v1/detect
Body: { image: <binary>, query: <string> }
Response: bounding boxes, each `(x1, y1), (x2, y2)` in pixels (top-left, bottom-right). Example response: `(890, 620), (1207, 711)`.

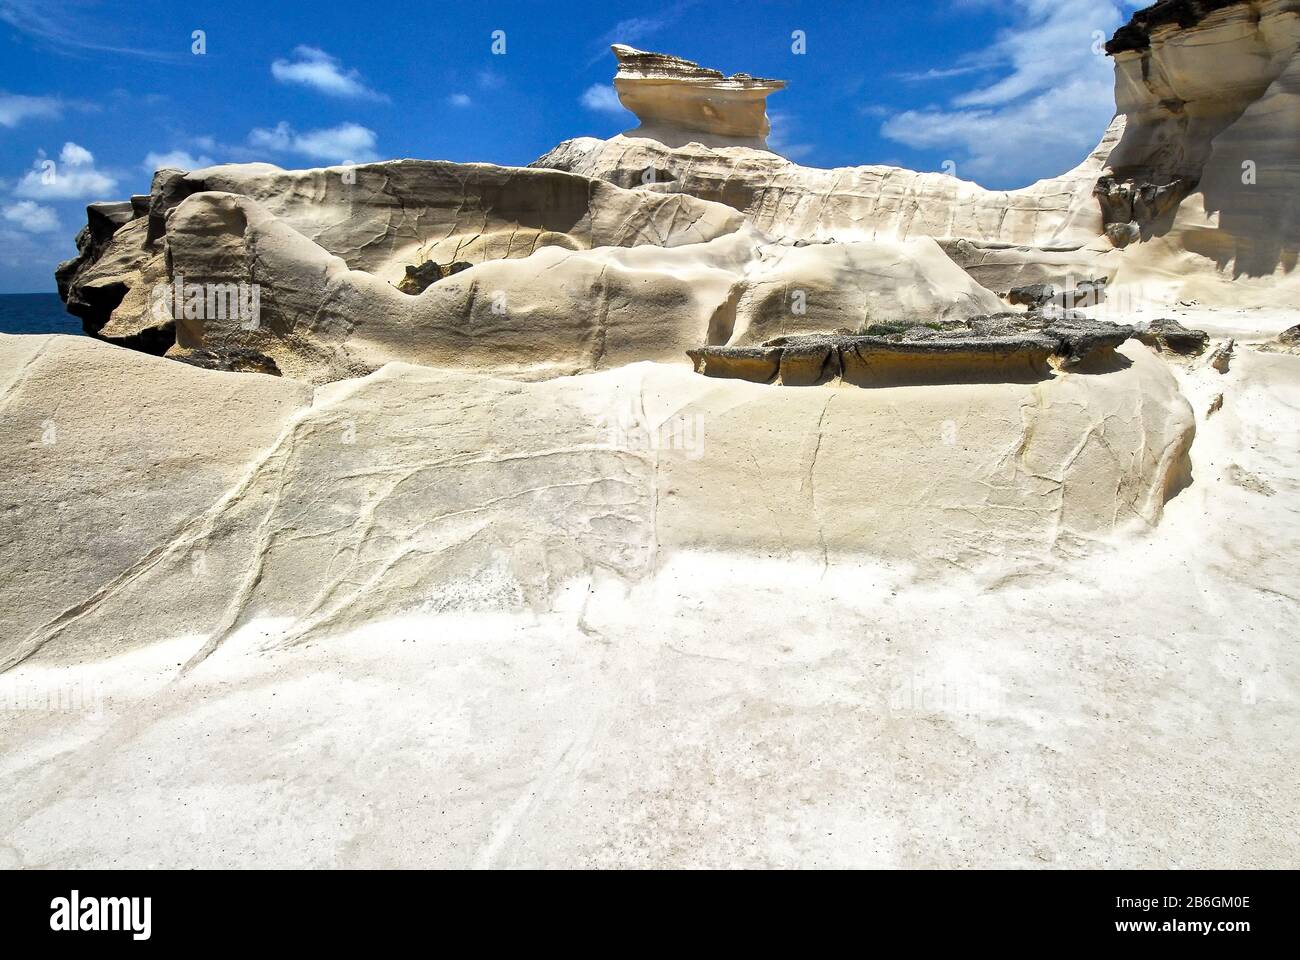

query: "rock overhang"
(1106, 0), (1249, 55)
(611, 43), (787, 147)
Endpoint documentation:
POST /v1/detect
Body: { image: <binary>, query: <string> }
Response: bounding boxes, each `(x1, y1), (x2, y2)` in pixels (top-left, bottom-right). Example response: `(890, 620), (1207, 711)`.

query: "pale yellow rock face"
(60, 160), (749, 351)
(533, 123), (1123, 297)
(167, 160), (749, 286)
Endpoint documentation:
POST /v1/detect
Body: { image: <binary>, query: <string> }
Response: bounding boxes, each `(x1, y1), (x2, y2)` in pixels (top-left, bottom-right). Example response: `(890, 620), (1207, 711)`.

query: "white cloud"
(3, 199), (59, 233)
(59, 142), (93, 166)
(13, 142), (118, 200)
(248, 121), (380, 164)
(249, 122), (293, 153)
(0, 91), (62, 127)
(143, 150), (214, 173)
(270, 46), (387, 101)
(476, 70), (504, 91)
(580, 84), (625, 114)
(881, 0), (1133, 187)
(447, 93), (472, 108)
(768, 111), (815, 161)
(896, 65), (986, 83)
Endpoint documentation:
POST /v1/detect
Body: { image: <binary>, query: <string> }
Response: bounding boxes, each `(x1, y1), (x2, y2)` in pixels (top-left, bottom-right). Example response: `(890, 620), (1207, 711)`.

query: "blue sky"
(0, 0), (1142, 292)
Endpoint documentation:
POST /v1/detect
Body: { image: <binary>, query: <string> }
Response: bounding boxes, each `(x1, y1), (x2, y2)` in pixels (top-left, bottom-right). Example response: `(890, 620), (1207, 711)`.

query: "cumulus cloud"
(143, 150), (214, 173)
(248, 121), (380, 164)
(59, 142), (93, 166)
(0, 91), (62, 127)
(447, 93), (472, 108)
(580, 84), (625, 114)
(271, 46), (387, 101)
(14, 142), (118, 200)
(3, 199), (59, 233)
(881, 0), (1133, 187)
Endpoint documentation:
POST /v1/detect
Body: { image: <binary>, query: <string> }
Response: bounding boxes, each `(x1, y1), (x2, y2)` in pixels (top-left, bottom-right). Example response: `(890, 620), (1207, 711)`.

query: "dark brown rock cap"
(1106, 0), (1244, 55)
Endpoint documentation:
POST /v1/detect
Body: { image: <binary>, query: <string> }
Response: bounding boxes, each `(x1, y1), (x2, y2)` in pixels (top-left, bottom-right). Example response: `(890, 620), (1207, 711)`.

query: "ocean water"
(0, 293), (81, 336)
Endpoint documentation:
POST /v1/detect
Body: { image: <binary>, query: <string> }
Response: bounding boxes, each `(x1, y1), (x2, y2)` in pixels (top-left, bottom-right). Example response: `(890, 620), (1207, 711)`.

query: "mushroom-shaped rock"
(611, 44), (786, 149)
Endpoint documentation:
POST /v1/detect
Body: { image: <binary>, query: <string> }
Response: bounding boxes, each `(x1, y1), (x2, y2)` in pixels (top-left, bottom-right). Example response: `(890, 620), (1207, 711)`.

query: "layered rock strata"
(689, 317), (1139, 387)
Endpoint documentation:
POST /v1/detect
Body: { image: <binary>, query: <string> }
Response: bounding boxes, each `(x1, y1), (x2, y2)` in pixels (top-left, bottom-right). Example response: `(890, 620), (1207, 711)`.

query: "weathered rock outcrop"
(60, 151), (1010, 384)
(1007, 278), (1108, 311)
(610, 44), (786, 149)
(396, 260), (473, 295)
(1135, 317), (1212, 356)
(1256, 323), (1300, 353)
(1102, 0), (1300, 301)
(59, 5), (1300, 374)
(57, 160), (751, 380)
(689, 316), (1138, 387)
(55, 189), (171, 353)
(531, 7), (1300, 305)
(533, 122), (1121, 291)
(22, 12), (1300, 873)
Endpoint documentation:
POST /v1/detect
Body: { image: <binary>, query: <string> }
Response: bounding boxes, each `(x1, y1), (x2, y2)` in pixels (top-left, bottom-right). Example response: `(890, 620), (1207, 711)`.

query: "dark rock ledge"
(688, 317), (1142, 388)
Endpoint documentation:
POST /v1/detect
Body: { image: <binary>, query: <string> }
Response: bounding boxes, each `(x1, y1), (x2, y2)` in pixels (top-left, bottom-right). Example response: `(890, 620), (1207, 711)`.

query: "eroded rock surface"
(1135, 317), (1211, 356)
(13, 5), (1300, 871)
(1101, 0), (1300, 302)
(59, 162), (750, 382)
(1261, 323), (1300, 355)
(0, 334), (1194, 671)
(1106, 0), (1245, 54)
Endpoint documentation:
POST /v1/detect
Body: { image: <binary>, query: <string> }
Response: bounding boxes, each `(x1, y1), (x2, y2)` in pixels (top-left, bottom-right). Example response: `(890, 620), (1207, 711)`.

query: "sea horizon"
(0, 292), (82, 337)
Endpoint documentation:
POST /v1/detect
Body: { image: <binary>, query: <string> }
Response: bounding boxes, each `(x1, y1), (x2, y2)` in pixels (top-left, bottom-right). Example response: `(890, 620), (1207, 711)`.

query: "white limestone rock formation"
(0, 332), (1194, 671)
(57, 162), (1007, 383)
(12, 2), (1300, 869)
(535, 125), (1121, 295)
(1102, 0), (1300, 304)
(611, 44), (786, 149)
(55, 160), (747, 358)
